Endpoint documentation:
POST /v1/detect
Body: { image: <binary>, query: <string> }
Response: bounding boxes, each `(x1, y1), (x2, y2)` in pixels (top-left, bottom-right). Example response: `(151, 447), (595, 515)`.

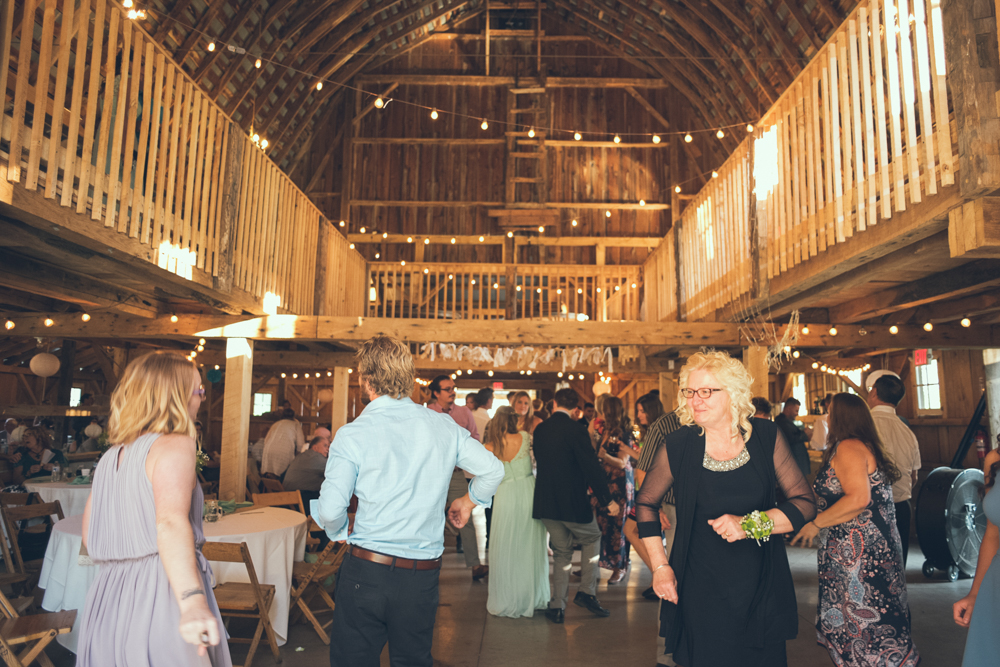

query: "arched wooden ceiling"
(144, 0), (854, 181)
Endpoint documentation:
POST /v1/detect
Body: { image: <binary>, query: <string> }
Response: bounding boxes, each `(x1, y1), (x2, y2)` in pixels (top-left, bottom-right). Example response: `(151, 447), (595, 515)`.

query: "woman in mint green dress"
(485, 407), (550, 617)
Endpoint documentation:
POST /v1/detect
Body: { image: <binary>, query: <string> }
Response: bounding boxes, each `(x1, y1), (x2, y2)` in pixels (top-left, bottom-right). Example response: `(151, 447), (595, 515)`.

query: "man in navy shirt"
(314, 335), (503, 667)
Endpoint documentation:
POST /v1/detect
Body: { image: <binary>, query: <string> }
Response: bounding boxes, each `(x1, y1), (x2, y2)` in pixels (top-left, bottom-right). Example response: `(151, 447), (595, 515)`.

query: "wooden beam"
(659, 372), (678, 411)
(219, 338), (252, 502)
(330, 367), (349, 437)
(354, 74), (674, 88)
(744, 345), (769, 398)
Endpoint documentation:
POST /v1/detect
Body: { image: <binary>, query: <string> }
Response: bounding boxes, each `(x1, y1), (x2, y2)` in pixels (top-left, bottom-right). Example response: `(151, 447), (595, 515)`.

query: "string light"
(828, 327), (838, 336)
(538, 226), (544, 233)
(674, 185), (682, 193)
(652, 134), (660, 144)
(712, 171), (719, 178)
(889, 325), (899, 334)
(450, 237), (456, 244)
(684, 134), (693, 143)
(923, 322), (933, 332)
(424, 238), (430, 244)
(574, 131), (582, 141)
(382, 232), (388, 238)
(716, 129), (725, 139)
(339, 220), (345, 227)
(488, 370), (494, 377)
(170, 314), (179, 322)
(430, 108), (438, 119)
(605, 210), (611, 218)
(571, 219), (578, 226)
(123, 0), (133, 6)
(481, 118), (489, 130)
(961, 318), (971, 327)
(207, 42), (215, 52)
(479, 236), (485, 242)
(81, 313), (91, 322)
(528, 127), (535, 138)
(792, 351), (800, 358)
(639, 199), (645, 206)
(199, 338), (206, 345)
(747, 124), (754, 133)
(281, 372), (286, 378)
(613, 135), (621, 144)
(374, 253), (380, 259)
(374, 97), (385, 108)
(3, 320), (13, 331)
(349, 243), (355, 249)
(260, 139), (268, 149)
(255, 58), (262, 68)
(801, 326), (810, 334)
(407, 237), (413, 242)
(400, 260), (406, 266)
(812, 362), (819, 369)
(315, 81), (322, 90)
(359, 227), (366, 233)
(507, 231), (513, 238)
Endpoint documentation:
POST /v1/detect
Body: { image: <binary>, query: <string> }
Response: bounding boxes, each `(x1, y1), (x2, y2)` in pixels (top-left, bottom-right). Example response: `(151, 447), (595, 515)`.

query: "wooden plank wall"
(368, 261), (642, 321)
(640, 231), (677, 322)
(672, 0), (957, 321)
(1, 0), (366, 316)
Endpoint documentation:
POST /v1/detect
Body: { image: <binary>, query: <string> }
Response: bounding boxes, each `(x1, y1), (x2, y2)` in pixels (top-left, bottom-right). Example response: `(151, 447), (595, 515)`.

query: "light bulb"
(260, 139), (268, 149)
(812, 362), (819, 369)
(961, 318), (971, 327)
(674, 185), (681, 193)
(123, 0), (133, 6)
(574, 131), (582, 141)
(430, 108), (438, 119)
(571, 219), (578, 226)
(481, 118), (489, 130)
(374, 253), (380, 259)
(606, 210), (611, 218)
(923, 322), (933, 332)
(712, 171), (719, 178)
(828, 327), (838, 336)
(199, 338), (206, 345)
(528, 127), (535, 138)
(450, 238), (456, 244)
(127, 9), (137, 19)
(652, 134), (660, 144)
(792, 351), (800, 358)
(400, 260), (406, 266)
(374, 97), (384, 108)
(207, 42), (215, 52)
(252, 133), (260, 143)
(639, 199), (645, 206)
(716, 129), (725, 139)
(3, 320), (13, 330)
(349, 243), (355, 249)
(558, 372), (563, 378)
(507, 231), (513, 238)
(424, 238), (430, 244)
(801, 326), (810, 334)
(684, 134), (693, 143)
(170, 314), (179, 322)
(382, 232), (388, 238)
(255, 58), (262, 68)
(538, 226), (544, 233)
(407, 237), (413, 243)
(479, 236), (484, 242)
(613, 135), (621, 144)
(197, 345), (204, 352)
(747, 124), (754, 133)
(327, 371), (332, 377)
(424, 269), (430, 274)
(339, 220), (345, 227)
(488, 370), (494, 377)
(568, 374), (575, 380)
(292, 373), (297, 379)
(81, 313), (91, 322)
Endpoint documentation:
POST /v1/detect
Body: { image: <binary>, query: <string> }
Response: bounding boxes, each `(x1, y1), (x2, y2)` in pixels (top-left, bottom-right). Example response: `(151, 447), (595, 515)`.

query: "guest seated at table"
(12, 426), (68, 484)
(282, 436), (330, 506)
(77, 351), (230, 666)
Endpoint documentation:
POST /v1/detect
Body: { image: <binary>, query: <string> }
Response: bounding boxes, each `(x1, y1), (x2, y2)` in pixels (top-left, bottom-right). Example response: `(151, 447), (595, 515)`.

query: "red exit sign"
(492, 382), (504, 390)
(914, 349), (928, 366)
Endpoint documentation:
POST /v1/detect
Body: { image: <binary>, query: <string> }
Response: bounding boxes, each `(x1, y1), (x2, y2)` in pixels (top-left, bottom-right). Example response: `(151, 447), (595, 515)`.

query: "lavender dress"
(77, 433), (232, 666)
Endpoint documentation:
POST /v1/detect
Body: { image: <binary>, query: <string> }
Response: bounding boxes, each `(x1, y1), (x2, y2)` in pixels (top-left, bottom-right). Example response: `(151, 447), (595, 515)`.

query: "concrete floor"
(45, 534), (973, 666)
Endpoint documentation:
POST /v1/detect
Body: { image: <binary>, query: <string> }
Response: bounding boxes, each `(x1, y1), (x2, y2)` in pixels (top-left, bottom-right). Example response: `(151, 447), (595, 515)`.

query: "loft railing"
(368, 262), (643, 322)
(647, 0), (956, 322)
(0, 0), (365, 316)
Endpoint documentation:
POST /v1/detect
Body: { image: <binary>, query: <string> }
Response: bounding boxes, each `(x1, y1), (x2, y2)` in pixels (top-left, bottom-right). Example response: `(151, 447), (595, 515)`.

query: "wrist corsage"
(740, 510), (775, 545)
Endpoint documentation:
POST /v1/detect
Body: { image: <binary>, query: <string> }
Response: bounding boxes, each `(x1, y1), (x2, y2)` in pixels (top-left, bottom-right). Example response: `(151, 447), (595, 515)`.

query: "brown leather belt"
(348, 545), (442, 570)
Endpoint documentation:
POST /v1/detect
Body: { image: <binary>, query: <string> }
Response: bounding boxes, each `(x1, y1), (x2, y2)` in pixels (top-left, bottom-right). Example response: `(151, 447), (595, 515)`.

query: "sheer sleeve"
(773, 429), (817, 532)
(635, 442), (674, 539)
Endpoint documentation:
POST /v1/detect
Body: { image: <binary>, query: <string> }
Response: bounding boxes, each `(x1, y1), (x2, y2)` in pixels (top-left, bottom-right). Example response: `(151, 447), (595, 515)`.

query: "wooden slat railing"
(368, 263), (643, 322)
(662, 0), (955, 322)
(1, 0), (365, 316)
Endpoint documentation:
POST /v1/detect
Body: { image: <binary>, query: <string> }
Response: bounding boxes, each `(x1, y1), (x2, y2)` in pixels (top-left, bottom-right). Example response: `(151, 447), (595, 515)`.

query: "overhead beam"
(347, 200), (669, 209)
(354, 74), (673, 88)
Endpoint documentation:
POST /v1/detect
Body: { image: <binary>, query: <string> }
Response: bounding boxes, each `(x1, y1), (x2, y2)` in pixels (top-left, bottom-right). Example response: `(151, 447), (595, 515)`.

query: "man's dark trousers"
(329, 554), (440, 667)
(895, 499), (911, 566)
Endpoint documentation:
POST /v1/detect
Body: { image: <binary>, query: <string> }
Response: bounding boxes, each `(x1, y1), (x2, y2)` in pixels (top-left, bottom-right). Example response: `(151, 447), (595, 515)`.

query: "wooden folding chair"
(288, 541), (346, 644)
(202, 541), (279, 667)
(251, 491), (323, 550)
(0, 503), (64, 579)
(0, 588), (75, 667)
(259, 478), (284, 493)
(246, 459), (263, 496)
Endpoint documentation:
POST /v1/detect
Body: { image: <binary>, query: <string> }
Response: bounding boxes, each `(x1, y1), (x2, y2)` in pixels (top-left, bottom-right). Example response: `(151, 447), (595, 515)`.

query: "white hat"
(865, 369), (900, 392)
(8, 424), (26, 444)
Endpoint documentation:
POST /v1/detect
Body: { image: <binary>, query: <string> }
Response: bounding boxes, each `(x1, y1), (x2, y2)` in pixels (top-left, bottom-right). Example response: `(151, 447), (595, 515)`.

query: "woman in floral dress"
(792, 393), (919, 667)
(591, 395), (636, 583)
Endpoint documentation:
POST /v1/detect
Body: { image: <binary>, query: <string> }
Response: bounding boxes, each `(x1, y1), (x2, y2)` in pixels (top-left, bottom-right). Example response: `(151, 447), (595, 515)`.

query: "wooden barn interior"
(1, 0), (1000, 662)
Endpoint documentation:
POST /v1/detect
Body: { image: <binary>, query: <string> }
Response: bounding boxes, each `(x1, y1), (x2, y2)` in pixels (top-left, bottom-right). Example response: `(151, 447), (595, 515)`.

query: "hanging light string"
(122, 3), (761, 146)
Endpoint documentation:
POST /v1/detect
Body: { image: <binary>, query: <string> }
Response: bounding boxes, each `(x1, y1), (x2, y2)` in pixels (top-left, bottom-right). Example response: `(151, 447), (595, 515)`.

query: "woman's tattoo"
(181, 588), (205, 601)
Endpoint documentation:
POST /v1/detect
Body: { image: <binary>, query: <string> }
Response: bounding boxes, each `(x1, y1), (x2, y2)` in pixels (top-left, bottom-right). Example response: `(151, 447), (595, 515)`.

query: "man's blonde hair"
(357, 335), (415, 399)
(107, 351), (199, 446)
(675, 349), (755, 442)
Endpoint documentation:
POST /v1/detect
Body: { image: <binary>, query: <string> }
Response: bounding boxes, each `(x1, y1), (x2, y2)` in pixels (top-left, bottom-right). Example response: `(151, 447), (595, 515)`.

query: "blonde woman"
(484, 407), (549, 617)
(512, 391), (543, 435)
(77, 352), (230, 666)
(635, 350), (816, 667)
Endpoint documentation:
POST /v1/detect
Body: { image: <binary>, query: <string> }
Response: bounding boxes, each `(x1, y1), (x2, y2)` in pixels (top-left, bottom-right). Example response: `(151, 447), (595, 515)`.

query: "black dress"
(636, 419), (817, 667)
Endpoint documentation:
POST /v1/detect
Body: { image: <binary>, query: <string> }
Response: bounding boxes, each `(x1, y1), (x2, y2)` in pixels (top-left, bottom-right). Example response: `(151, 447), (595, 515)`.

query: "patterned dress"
(591, 422), (635, 570)
(814, 462), (919, 667)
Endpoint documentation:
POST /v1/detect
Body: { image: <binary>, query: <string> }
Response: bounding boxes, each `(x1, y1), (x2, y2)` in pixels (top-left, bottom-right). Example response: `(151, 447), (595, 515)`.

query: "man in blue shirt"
(313, 335), (504, 667)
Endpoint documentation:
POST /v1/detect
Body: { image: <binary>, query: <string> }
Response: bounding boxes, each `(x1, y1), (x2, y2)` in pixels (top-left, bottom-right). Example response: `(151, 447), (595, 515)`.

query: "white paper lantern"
(29, 352), (60, 377)
(317, 389), (334, 404)
(592, 380), (611, 397)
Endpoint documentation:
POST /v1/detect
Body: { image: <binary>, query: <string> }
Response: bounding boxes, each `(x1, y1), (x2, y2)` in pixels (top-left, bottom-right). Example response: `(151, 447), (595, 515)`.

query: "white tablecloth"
(39, 507), (308, 653)
(24, 481), (92, 518)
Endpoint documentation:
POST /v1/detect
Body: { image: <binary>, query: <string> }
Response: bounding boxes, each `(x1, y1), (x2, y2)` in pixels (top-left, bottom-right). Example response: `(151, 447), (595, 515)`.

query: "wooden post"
(744, 345), (769, 399)
(313, 220), (330, 315)
(340, 90), (356, 224)
(659, 372), (677, 411)
(505, 265), (517, 319)
(943, 0), (1000, 197)
(595, 244), (606, 266)
(330, 367), (350, 437)
(219, 338), (253, 502)
(215, 122), (244, 293)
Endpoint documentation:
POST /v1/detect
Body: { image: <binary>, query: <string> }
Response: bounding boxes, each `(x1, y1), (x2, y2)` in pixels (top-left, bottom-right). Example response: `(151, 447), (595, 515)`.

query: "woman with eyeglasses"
(77, 351), (230, 666)
(635, 350), (816, 667)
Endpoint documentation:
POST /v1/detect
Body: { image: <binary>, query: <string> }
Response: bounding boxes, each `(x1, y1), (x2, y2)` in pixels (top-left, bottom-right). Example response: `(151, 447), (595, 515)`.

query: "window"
(69, 388), (82, 407)
(914, 351), (943, 414)
(844, 369), (863, 394)
(252, 393), (273, 417)
(791, 374), (807, 408)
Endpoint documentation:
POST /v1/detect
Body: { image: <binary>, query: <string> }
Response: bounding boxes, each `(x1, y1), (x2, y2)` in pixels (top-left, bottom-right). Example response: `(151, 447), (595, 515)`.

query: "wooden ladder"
(504, 87), (547, 208)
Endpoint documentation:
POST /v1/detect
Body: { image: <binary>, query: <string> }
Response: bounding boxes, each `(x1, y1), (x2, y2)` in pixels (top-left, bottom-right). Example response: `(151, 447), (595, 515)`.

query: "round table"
(24, 480), (92, 517)
(39, 507), (308, 653)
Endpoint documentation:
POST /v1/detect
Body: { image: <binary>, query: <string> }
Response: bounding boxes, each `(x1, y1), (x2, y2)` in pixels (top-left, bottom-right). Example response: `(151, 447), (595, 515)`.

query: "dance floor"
(45, 533), (971, 666)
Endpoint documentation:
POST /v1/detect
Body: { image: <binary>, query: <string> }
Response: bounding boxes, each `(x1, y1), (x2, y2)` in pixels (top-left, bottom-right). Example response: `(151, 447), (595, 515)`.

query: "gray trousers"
(541, 516), (601, 610)
(447, 469), (480, 568)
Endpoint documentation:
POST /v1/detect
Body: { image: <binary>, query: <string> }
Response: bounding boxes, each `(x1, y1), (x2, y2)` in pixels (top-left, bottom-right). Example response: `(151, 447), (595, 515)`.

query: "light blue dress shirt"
(311, 395), (505, 560)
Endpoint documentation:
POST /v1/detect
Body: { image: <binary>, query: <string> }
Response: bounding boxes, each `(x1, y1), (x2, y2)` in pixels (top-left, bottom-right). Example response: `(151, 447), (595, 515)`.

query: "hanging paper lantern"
(317, 389), (334, 404)
(592, 381), (611, 397)
(29, 353), (60, 377)
(206, 369), (223, 383)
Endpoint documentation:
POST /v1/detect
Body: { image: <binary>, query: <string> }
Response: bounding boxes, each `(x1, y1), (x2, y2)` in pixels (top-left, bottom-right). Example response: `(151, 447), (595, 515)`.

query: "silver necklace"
(703, 445), (750, 472)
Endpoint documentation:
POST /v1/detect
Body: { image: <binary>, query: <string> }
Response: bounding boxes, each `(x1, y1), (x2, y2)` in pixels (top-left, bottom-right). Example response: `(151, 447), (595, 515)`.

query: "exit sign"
(914, 349), (928, 366)
(492, 382), (504, 390)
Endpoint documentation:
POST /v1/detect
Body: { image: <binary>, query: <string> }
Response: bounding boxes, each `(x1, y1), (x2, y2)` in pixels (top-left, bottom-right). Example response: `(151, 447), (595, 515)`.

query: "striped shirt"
(638, 410), (683, 505)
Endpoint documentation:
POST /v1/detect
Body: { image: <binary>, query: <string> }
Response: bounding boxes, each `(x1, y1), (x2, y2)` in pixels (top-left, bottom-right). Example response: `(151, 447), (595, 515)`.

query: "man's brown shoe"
(472, 565), (489, 581)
